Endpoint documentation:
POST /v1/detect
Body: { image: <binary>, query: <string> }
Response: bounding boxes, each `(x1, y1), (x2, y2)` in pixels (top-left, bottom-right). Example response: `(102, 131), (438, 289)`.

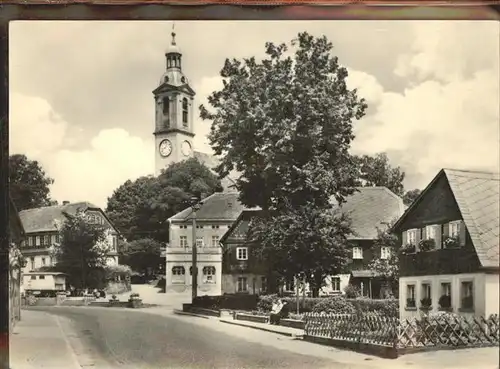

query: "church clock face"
(181, 140), (192, 157)
(159, 139), (172, 157)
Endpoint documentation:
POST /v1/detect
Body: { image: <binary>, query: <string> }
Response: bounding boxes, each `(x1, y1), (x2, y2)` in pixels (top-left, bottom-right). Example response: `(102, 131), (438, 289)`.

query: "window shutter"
(459, 220), (466, 246)
(402, 231), (408, 246)
(434, 225), (442, 249)
(443, 222), (450, 238)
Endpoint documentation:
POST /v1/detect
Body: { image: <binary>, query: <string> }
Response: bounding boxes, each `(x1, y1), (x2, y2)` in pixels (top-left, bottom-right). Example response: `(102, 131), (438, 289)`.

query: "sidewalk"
(10, 310), (80, 369)
(219, 318), (304, 338)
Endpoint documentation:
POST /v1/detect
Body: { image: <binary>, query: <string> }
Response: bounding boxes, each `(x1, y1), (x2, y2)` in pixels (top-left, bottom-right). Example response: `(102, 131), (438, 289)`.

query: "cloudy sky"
(9, 20), (499, 209)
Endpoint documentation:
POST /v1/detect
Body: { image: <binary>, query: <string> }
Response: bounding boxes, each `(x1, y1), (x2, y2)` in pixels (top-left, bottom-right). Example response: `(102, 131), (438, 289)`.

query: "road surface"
(30, 306), (370, 369)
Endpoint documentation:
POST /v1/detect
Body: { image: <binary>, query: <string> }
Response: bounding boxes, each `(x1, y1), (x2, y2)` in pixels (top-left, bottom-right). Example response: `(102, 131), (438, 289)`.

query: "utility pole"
(189, 196), (203, 302)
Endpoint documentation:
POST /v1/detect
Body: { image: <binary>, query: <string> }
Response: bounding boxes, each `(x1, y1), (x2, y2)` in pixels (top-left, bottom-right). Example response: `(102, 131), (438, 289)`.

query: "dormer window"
(182, 98), (188, 126)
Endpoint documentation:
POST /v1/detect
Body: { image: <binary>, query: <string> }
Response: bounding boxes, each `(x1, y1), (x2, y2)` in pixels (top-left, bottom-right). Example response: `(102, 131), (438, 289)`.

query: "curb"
(219, 319), (304, 338)
(173, 309), (210, 319)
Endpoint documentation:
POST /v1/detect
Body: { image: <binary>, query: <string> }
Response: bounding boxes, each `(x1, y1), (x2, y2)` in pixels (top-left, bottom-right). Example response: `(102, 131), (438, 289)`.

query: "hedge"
(193, 294), (399, 317)
(258, 294), (399, 317)
(192, 294), (260, 311)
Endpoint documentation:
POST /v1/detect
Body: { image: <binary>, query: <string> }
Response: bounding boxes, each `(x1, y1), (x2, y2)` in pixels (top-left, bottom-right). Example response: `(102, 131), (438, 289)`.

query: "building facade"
(166, 192), (246, 297)
(393, 169), (499, 319)
(220, 187), (405, 297)
(18, 201), (120, 275)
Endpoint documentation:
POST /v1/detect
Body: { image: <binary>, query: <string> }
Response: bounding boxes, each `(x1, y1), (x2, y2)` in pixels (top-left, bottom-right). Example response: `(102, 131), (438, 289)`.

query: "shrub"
(193, 294), (260, 311)
(257, 295), (322, 313)
(344, 284), (360, 298)
(311, 296), (356, 314)
(347, 298), (399, 318)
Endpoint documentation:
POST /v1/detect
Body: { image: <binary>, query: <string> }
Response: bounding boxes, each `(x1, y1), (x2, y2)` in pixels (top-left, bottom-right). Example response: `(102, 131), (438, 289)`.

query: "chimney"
(62, 201), (70, 205)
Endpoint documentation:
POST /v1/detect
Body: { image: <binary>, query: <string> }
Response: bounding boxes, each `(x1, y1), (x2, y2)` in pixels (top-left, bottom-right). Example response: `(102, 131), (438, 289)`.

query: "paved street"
(21, 306), (369, 369)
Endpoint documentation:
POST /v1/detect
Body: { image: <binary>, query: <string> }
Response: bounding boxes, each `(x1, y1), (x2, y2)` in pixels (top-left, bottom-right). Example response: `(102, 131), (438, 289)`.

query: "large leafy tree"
(354, 152), (406, 197)
(201, 32), (367, 291)
(201, 32), (366, 211)
(52, 212), (111, 289)
(249, 205), (352, 297)
(403, 188), (421, 206)
(120, 238), (163, 277)
(106, 158), (222, 243)
(9, 154), (54, 211)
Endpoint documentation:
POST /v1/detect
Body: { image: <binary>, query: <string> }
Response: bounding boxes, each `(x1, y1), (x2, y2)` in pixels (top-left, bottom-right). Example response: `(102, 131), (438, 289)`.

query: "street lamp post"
(189, 197), (203, 301)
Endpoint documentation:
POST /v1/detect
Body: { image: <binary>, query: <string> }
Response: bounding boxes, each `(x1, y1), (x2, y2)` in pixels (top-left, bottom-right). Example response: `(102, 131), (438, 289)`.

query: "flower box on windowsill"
(438, 295), (452, 311)
(443, 236), (460, 249)
(400, 244), (416, 255)
(418, 239), (436, 252)
(420, 298), (432, 311)
(406, 298), (416, 310)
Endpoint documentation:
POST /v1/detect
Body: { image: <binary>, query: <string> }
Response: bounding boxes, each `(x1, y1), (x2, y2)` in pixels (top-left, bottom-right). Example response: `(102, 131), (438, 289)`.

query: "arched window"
(182, 98), (188, 126)
(203, 266), (216, 284)
(172, 266), (185, 275)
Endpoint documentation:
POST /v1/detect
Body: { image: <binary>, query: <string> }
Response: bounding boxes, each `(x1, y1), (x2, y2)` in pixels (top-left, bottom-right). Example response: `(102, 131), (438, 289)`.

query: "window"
(237, 277), (247, 292)
(211, 236), (220, 248)
(41, 258), (46, 266)
(35, 236), (40, 246)
(425, 225), (435, 240)
(40, 235), (45, 246)
(211, 225), (219, 229)
(407, 229), (417, 244)
(179, 236), (188, 247)
(196, 225), (204, 229)
(28, 236), (34, 247)
(439, 282), (452, 309)
(30, 257), (35, 270)
(261, 277), (267, 293)
(331, 277), (341, 291)
(45, 235), (51, 245)
(460, 281), (474, 310)
(352, 247), (363, 260)
(162, 96), (170, 115)
(55, 234), (60, 243)
(449, 221), (460, 238)
(203, 266), (216, 284)
(406, 284), (416, 307)
(112, 236), (117, 251)
(180, 225), (187, 229)
(172, 266), (185, 275)
(421, 283), (432, 307)
(236, 247), (248, 260)
(285, 278), (295, 292)
(39, 275), (45, 280)
(30, 275), (36, 280)
(380, 247), (391, 260)
(196, 237), (204, 247)
(182, 98), (188, 126)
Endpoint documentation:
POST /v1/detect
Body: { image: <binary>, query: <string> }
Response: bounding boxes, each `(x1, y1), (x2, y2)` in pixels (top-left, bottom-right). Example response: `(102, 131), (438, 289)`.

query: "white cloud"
(10, 93), (153, 209)
(349, 22), (499, 189)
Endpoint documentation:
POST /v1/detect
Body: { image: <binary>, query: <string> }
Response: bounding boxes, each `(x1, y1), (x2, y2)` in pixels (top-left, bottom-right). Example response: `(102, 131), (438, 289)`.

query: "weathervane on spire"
(171, 22), (176, 46)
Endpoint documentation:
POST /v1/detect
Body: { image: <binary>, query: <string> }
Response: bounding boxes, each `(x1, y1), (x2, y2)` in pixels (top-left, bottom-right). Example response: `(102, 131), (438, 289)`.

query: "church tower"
(153, 30), (196, 176)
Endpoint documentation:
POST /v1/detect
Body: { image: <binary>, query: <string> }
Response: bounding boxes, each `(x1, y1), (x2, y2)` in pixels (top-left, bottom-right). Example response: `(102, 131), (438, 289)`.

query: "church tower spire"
(152, 24), (196, 176)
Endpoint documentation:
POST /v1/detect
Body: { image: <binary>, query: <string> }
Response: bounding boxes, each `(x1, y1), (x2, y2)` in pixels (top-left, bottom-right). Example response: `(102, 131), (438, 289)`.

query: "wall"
(23, 274), (56, 290)
(484, 273), (500, 316)
(166, 260), (222, 296)
(398, 174), (462, 231)
(169, 221), (230, 248)
(399, 273), (488, 320)
(221, 274), (266, 295)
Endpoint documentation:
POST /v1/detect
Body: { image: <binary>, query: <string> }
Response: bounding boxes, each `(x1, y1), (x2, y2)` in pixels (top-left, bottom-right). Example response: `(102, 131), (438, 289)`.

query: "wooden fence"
(304, 313), (499, 350)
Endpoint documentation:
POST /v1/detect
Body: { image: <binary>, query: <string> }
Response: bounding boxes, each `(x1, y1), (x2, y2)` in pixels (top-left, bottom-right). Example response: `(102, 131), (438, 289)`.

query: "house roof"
(219, 208), (263, 245)
(168, 192), (248, 222)
(19, 202), (112, 234)
(333, 187), (405, 240)
(393, 168), (500, 269)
